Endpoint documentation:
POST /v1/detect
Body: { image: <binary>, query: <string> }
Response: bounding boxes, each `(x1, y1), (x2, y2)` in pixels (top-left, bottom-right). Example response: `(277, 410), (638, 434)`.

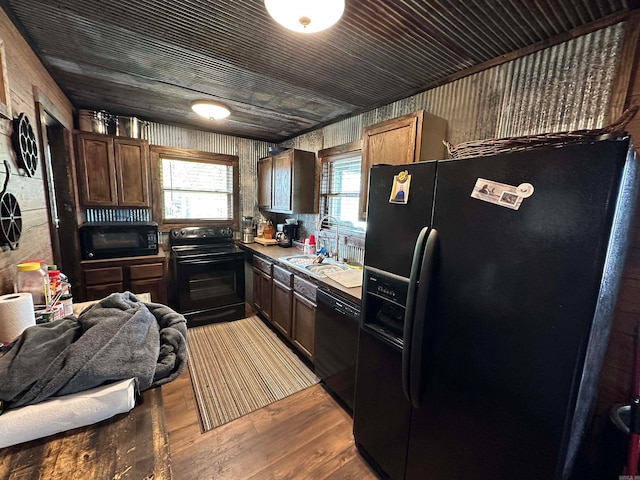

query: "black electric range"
(169, 226), (245, 326)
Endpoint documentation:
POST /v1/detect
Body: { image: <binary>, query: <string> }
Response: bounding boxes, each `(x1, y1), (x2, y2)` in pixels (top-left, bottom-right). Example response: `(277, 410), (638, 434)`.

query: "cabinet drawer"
(85, 283), (125, 301)
(273, 265), (293, 286)
(130, 263), (164, 280)
(293, 275), (317, 302)
(84, 266), (123, 286)
(253, 255), (273, 275)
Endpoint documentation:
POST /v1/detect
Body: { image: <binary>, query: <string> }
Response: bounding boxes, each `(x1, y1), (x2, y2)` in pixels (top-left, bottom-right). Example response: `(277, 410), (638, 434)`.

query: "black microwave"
(79, 222), (158, 260)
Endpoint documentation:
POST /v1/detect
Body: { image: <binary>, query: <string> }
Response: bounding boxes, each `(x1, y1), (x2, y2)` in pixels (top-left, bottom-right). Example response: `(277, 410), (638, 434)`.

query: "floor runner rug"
(187, 316), (320, 432)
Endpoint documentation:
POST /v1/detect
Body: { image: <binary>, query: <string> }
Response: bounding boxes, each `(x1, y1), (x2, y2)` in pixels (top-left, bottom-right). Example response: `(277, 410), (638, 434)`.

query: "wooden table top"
(0, 387), (171, 480)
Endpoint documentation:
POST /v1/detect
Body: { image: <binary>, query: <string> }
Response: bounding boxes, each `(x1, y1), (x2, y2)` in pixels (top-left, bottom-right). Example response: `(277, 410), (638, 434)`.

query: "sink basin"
(279, 255), (348, 278)
(280, 254), (318, 267)
(305, 263), (349, 275)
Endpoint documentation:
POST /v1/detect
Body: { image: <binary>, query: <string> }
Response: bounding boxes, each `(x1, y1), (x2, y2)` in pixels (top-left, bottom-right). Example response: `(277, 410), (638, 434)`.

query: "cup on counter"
(303, 235), (316, 255)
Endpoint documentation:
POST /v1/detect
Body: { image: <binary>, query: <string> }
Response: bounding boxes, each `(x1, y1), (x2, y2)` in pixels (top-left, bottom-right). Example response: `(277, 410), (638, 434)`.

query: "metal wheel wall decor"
(0, 160), (22, 250)
(12, 113), (38, 177)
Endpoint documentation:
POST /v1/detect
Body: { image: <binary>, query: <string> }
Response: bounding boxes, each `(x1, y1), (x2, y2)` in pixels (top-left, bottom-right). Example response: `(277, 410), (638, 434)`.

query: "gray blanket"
(0, 292), (188, 409)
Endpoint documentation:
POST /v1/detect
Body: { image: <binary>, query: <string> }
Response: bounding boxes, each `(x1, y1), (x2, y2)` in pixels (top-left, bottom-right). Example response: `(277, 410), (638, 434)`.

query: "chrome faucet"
(317, 215), (340, 261)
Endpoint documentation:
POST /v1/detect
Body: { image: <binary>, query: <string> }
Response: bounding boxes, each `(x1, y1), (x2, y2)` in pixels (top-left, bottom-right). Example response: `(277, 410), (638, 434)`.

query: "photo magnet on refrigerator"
(389, 170), (411, 204)
(470, 178), (534, 210)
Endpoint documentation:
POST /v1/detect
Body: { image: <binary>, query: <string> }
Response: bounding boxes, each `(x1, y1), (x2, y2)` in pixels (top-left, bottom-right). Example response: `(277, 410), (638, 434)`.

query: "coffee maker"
(276, 223), (298, 247)
(241, 216), (254, 244)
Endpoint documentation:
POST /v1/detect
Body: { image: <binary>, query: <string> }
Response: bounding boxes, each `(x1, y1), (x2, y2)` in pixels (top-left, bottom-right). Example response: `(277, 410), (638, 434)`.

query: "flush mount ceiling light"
(191, 101), (231, 120)
(264, 0), (345, 33)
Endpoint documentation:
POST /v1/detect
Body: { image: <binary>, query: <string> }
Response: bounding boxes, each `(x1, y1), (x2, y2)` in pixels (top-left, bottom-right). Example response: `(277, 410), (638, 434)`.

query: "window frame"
(317, 140), (364, 237)
(150, 145), (240, 230)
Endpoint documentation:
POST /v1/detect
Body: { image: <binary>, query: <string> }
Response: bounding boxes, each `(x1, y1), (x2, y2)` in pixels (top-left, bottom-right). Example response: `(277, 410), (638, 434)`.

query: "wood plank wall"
(0, 9), (73, 294)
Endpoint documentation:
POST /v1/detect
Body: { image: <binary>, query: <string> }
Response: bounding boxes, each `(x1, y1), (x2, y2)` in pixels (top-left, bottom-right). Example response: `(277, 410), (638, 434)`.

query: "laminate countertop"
(239, 242), (362, 304)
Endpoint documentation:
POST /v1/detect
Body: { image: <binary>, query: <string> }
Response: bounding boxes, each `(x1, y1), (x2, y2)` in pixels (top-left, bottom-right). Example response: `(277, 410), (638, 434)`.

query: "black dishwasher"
(314, 287), (361, 412)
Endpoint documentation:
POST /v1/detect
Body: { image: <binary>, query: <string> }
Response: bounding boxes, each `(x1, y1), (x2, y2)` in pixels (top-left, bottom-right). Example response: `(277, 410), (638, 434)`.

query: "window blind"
(319, 154), (365, 233)
(161, 158), (234, 220)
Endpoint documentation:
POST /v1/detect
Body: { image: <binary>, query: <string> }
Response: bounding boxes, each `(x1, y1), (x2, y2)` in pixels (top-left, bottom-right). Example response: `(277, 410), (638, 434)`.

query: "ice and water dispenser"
(361, 267), (408, 349)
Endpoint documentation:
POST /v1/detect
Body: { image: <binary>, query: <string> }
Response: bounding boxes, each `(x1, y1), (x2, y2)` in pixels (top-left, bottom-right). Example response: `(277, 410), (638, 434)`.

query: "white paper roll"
(0, 378), (137, 448)
(0, 292), (35, 344)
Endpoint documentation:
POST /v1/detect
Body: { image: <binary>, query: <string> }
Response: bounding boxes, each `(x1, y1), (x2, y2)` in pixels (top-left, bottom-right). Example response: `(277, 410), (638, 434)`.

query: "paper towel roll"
(0, 292), (35, 344)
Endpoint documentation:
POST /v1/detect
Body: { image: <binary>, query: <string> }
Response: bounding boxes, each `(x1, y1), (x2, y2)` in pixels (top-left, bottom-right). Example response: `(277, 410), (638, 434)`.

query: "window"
(319, 142), (365, 233)
(161, 158), (233, 220)
(150, 146), (239, 226)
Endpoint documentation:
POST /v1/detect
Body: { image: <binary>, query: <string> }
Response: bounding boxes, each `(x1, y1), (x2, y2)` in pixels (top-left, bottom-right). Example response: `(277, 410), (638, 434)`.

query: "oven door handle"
(176, 257), (241, 266)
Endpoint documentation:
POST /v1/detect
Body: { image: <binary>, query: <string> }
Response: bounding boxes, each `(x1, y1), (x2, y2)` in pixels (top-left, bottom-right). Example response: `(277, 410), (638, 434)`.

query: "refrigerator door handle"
(409, 228), (439, 408)
(402, 226), (430, 403)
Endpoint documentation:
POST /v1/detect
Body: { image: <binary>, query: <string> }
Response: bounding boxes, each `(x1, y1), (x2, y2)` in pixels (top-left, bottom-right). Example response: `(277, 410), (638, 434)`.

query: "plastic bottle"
(16, 262), (49, 306)
(47, 267), (61, 299)
(60, 293), (74, 317)
(305, 234), (316, 255)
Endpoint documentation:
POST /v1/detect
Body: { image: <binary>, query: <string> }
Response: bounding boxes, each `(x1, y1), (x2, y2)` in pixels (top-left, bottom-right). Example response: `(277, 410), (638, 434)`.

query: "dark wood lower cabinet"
(254, 268), (272, 322)
(251, 254), (317, 363)
(272, 265), (293, 337)
(81, 254), (168, 304)
(253, 268), (261, 312)
(252, 256), (273, 322)
(131, 278), (166, 306)
(292, 291), (316, 361)
(85, 282), (125, 301)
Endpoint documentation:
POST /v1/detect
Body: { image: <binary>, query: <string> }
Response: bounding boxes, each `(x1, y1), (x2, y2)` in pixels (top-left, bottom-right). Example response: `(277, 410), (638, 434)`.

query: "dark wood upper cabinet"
(115, 138), (150, 206)
(272, 151), (293, 212)
(258, 148), (316, 214)
(75, 131), (150, 207)
(75, 132), (117, 206)
(360, 110), (447, 218)
(257, 156), (272, 209)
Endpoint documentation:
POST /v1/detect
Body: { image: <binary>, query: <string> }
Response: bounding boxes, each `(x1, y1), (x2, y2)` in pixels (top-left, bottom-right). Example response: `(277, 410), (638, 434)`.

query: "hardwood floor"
(162, 364), (380, 479)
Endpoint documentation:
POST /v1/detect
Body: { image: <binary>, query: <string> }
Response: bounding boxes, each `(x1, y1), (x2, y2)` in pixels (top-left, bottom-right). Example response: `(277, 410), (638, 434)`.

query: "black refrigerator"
(353, 137), (639, 480)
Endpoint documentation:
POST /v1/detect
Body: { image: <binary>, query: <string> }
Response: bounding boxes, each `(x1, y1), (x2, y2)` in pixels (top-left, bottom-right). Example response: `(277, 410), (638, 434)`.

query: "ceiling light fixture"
(264, 0), (345, 34)
(191, 101), (231, 120)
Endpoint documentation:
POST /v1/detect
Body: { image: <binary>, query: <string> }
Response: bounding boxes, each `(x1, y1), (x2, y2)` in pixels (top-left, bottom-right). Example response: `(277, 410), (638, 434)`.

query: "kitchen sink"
(305, 263), (349, 276)
(280, 254), (318, 266)
(279, 254), (349, 278)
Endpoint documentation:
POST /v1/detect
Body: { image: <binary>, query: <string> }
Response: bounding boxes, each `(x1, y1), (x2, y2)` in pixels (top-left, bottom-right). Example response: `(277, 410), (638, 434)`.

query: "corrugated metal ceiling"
(1, 0), (632, 142)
